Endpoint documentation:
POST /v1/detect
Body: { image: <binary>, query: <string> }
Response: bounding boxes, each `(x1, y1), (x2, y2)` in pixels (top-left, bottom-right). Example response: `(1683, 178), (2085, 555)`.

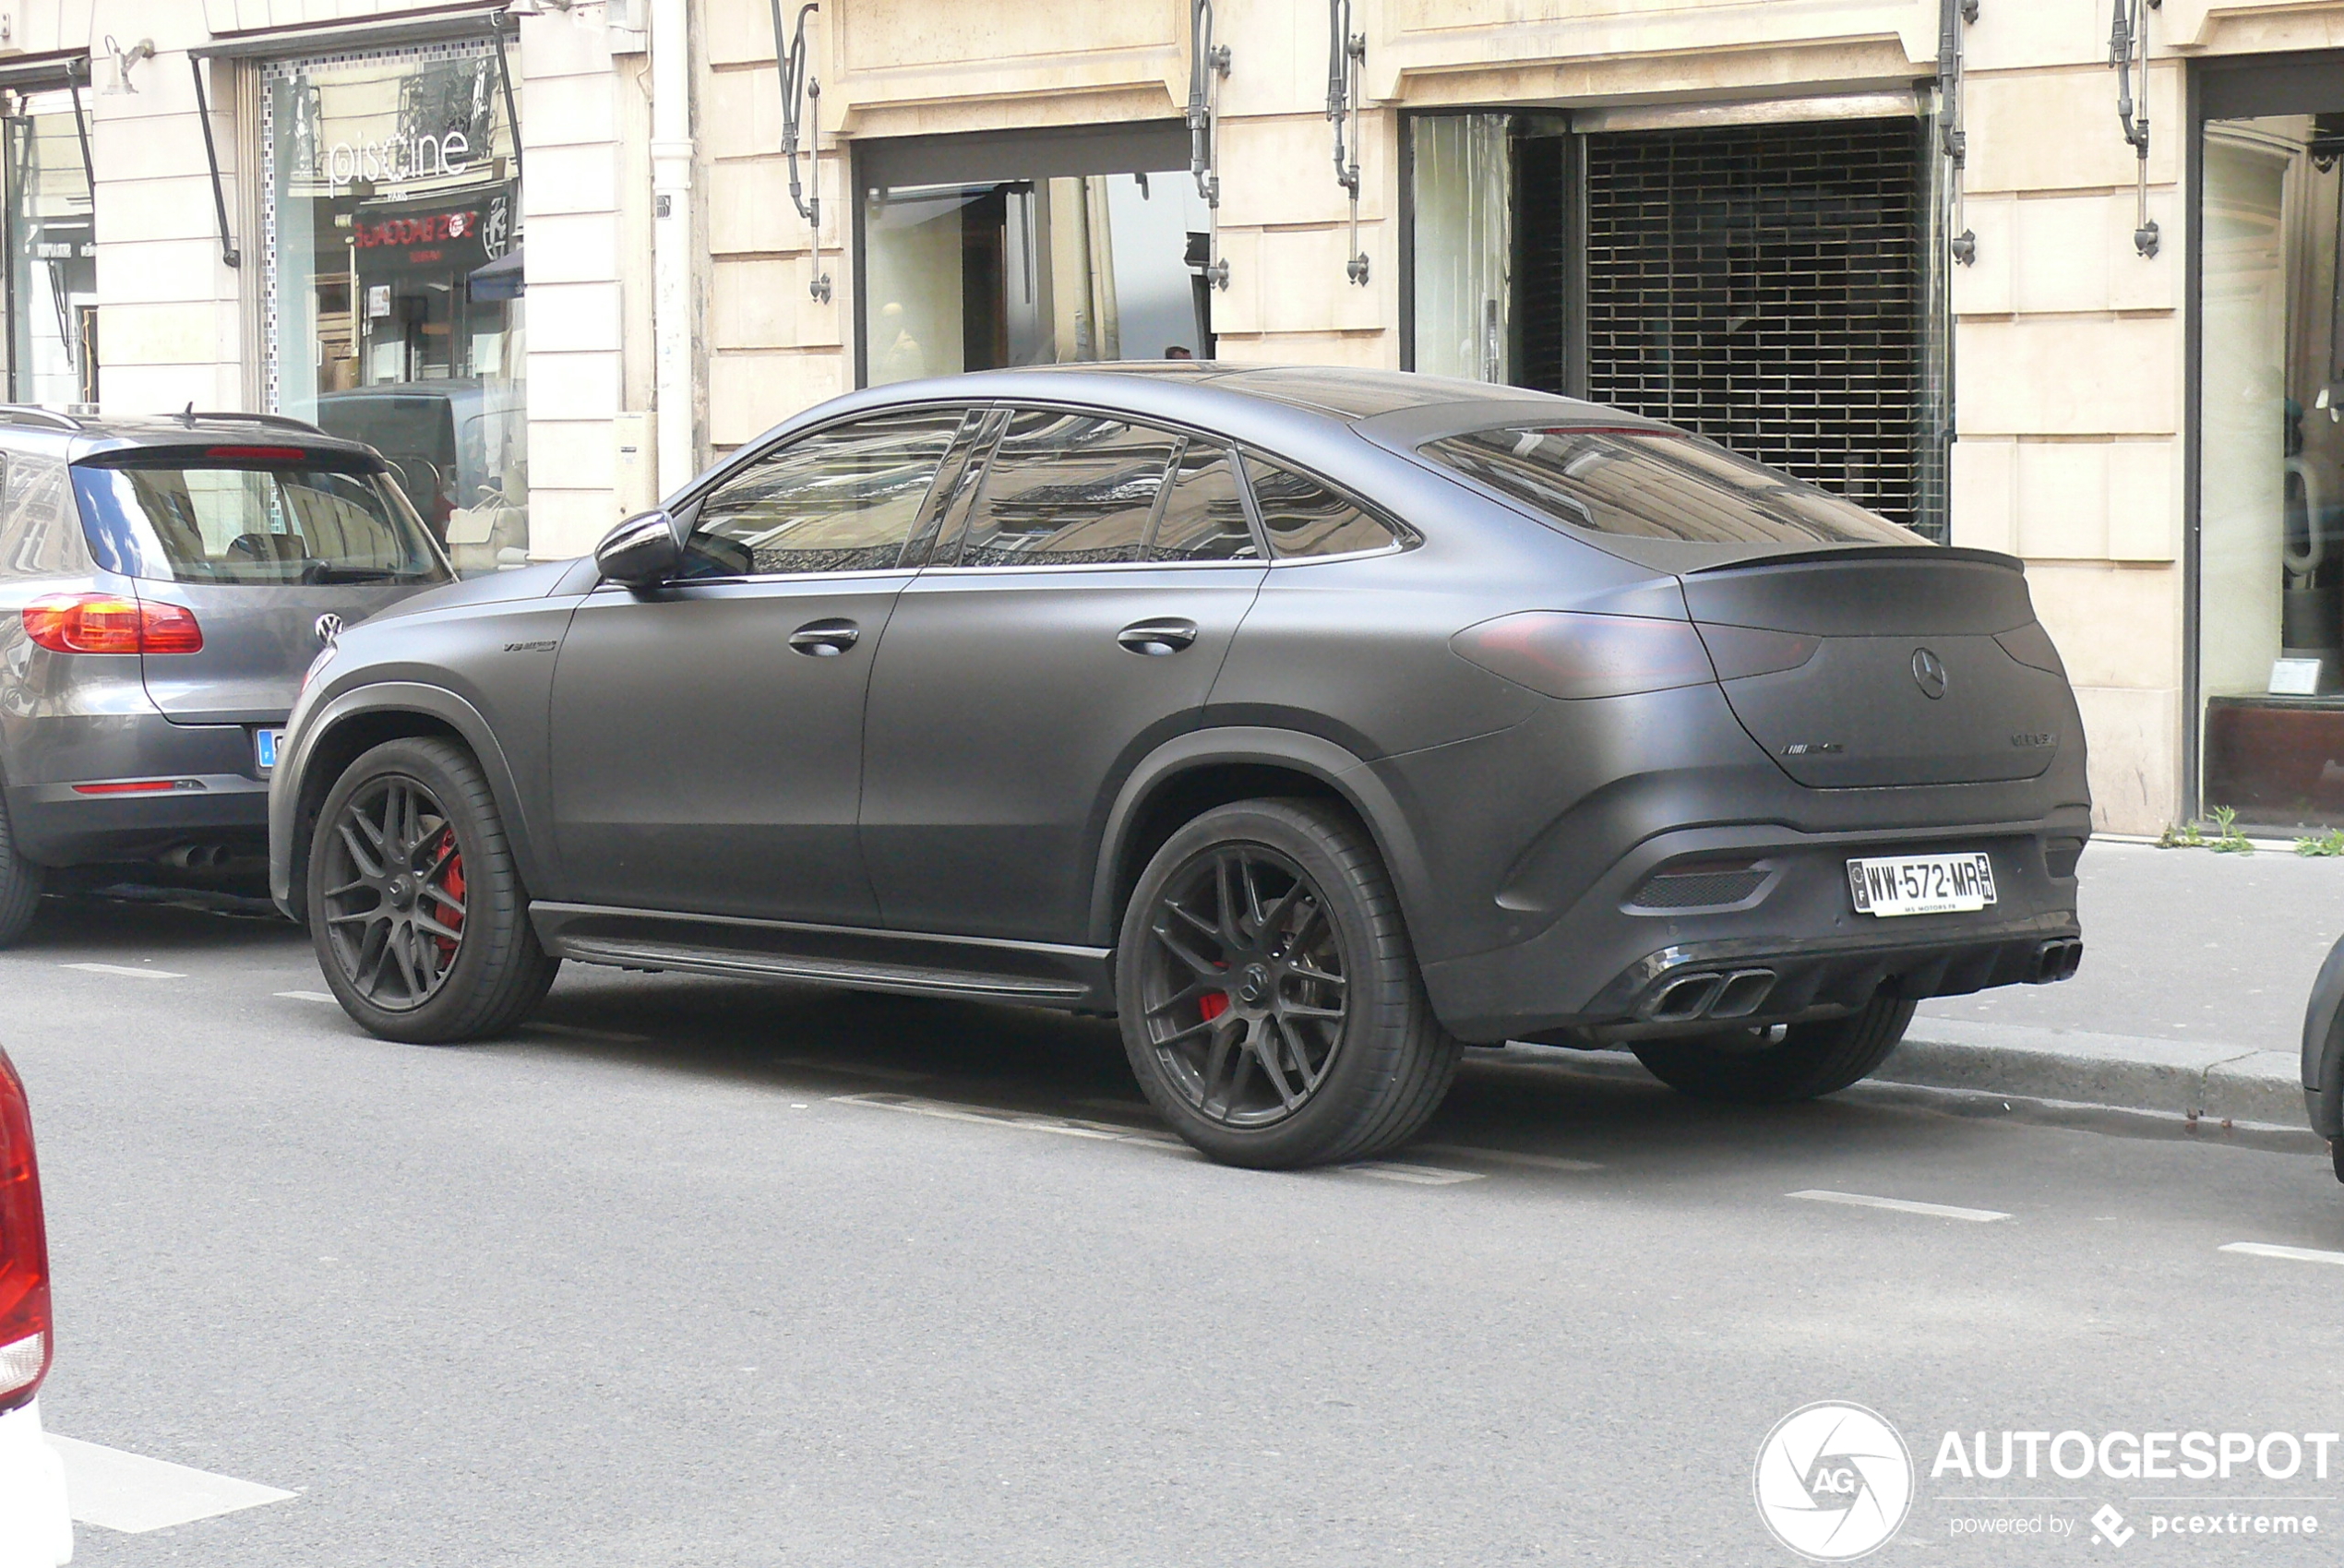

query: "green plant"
(2207, 805), (2254, 855)
(2297, 828), (2344, 857)
(2158, 806), (2254, 854)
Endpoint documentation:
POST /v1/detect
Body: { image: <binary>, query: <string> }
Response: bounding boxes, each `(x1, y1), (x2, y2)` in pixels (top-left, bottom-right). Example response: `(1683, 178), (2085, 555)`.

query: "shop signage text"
(321, 131), (471, 189)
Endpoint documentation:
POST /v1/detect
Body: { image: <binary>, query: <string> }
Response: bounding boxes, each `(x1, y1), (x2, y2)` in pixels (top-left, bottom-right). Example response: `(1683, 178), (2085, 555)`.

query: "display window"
(3, 83), (93, 406)
(857, 125), (1213, 386)
(2196, 58), (2344, 827)
(262, 37), (525, 573)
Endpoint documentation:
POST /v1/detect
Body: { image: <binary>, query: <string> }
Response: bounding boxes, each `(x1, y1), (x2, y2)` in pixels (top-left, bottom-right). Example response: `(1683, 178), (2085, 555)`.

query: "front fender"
(2303, 933), (2344, 1142)
(1085, 726), (1436, 951)
(269, 681), (544, 921)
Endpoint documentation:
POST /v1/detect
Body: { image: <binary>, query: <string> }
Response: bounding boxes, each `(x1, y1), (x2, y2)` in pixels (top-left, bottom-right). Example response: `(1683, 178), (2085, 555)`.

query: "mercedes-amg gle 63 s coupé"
(269, 365), (2088, 1169)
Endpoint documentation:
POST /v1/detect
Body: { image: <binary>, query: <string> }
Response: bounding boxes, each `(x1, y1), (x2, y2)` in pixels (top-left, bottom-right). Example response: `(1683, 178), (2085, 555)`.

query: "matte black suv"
(269, 366), (2089, 1168)
(0, 409), (451, 944)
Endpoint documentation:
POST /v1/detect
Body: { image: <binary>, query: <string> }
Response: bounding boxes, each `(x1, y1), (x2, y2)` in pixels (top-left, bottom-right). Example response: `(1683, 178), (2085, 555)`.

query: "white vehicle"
(0, 1047), (68, 1566)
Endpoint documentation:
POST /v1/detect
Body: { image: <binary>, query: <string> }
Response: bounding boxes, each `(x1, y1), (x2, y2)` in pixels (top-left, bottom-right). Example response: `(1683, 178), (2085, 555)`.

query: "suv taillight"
(0, 1050), (51, 1413)
(22, 592), (203, 654)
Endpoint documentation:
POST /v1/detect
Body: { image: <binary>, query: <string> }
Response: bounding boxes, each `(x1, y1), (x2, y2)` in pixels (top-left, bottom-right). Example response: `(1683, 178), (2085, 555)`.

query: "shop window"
(3, 88), (94, 406)
(858, 126), (1212, 385)
(262, 38), (525, 575)
(2197, 83), (2344, 829)
(1406, 111), (1946, 540)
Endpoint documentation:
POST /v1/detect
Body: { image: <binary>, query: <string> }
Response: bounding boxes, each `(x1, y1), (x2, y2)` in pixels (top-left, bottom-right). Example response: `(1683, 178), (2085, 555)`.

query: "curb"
(1879, 1018), (2308, 1131)
(1483, 1018), (2317, 1140)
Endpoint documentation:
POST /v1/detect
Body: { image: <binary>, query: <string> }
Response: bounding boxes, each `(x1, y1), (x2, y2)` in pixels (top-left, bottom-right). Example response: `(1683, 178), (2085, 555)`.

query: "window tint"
(1421, 426), (1922, 545)
(681, 411), (963, 578)
(1242, 455), (1401, 558)
(1146, 438), (1259, 562)
(951, 410), (1180, 568)
(72, 456), (449, 585)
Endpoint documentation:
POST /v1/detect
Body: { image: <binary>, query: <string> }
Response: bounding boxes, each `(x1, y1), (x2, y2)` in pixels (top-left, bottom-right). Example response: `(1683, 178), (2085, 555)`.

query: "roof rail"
(0, 405), (82, 431)
(182, 410), (328, 436)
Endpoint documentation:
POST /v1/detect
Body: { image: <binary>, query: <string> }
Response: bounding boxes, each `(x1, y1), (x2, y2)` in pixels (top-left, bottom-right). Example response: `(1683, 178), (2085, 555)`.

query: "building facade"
(6, 0), (2344, 836)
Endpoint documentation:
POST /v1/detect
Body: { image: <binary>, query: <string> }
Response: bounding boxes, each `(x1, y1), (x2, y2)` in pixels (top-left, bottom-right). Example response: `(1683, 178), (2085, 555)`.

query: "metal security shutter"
(1583, 119), (1924, 529)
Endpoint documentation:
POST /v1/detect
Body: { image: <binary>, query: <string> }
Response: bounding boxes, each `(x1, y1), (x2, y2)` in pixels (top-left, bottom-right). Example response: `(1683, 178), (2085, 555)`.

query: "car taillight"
(22, 592), (203, 654)
(1696, 623), (1823, 681)
(1451, 610), (1717, 700)
(0, 1051), (51, 1414)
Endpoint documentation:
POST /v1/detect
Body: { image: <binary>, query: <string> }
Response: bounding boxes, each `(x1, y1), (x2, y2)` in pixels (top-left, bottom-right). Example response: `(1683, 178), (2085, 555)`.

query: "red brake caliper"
(1199, 992), (1228, 1021)
(434, 829), (466, 957)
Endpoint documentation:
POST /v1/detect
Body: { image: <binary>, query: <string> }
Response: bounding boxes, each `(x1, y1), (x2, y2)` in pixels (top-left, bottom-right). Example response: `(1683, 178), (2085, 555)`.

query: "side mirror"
(594, 509), (683, 588)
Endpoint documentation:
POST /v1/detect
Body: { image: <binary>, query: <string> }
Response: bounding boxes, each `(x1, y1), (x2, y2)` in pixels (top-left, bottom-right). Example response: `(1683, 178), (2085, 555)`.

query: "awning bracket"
(772, 1), (831, 304)
(1326, 0), (1367, 284)
(189, 57), (240, 269)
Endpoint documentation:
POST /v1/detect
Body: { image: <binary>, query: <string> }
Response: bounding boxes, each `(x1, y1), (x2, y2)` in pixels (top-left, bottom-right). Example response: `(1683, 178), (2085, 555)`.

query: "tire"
(1117, 797), (1461, 1169)
(1630, 995), (1917, 1105)
(0, 788), (42, 949)
(307, 736), (557, 1044)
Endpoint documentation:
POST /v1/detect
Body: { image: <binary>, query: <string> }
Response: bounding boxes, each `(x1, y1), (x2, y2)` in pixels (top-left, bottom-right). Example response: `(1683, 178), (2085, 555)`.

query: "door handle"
(1118, 618), (1199, 656)
(789, 619), (861, 657)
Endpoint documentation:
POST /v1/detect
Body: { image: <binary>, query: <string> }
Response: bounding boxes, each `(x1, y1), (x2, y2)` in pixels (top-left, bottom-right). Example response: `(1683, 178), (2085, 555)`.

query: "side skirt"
(531, 902), (1116, 1011)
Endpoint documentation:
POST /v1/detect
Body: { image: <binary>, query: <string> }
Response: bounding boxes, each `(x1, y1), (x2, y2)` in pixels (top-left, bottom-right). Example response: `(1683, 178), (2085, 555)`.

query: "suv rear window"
(1422, 426), (1923, 546)
(73, 449), (451, 586)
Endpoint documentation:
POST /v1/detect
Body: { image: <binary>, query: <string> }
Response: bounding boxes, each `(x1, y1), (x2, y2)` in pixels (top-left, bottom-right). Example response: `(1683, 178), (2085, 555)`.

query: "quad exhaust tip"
(1644, 967), (1778, 1024)
(2031, 938), (2084, 985)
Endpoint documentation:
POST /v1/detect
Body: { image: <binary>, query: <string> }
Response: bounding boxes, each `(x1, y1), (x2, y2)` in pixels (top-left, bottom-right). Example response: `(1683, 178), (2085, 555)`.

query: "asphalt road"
(7, 891), (2344, 1566)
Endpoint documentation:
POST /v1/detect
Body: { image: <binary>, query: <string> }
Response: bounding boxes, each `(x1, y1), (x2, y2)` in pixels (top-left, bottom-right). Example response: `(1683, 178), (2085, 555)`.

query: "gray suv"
(0, 407), (451, 945)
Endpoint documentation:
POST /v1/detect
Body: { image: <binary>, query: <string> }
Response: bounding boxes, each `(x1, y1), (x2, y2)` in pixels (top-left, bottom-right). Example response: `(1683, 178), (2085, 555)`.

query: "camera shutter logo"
(1753, 1402), (1914, 1561)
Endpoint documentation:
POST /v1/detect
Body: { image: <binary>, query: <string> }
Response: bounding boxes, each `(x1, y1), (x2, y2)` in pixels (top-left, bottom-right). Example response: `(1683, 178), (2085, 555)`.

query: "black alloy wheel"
(307, 736), (557, 1044)
(1118, 798), (1462, 1169)
(318, 772), (470, 1010)
(1630, 994), (1918, 1104)
(1135, 843), (1349, 1130)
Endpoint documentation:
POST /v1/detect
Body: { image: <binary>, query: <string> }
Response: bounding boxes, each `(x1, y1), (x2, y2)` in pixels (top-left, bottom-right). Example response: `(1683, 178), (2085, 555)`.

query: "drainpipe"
(651, 0), (696, 497)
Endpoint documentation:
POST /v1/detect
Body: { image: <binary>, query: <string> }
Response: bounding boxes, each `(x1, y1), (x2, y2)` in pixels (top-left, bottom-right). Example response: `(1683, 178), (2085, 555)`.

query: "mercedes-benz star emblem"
(314, 614), (344, 648)
(1910, 647), (1947, 700)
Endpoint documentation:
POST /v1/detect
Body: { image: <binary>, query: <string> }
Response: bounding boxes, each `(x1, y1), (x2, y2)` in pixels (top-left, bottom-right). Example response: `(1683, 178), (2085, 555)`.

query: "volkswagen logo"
(1753, 1402), (1913, 1561)
(1910, 648), (1947, 700)
(314, 614), (344, 648)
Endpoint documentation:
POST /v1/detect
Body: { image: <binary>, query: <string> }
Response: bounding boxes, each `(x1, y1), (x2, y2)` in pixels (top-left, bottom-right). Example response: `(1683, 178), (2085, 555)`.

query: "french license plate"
(255, 729), (283, 772)
(1847, 852), (1997, 917)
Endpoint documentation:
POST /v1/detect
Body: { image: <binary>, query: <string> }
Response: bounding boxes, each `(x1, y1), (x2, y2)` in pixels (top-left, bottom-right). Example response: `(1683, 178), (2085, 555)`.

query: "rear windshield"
(73, 451), (452, 586)
(1422, 426), (1925, 546)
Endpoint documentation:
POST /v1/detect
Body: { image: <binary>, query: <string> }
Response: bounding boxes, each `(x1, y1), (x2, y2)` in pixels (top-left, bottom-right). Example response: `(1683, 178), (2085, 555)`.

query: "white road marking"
(833, 1091), (1182, 1145)
(523, 1021), (651, 1046)
(48, 1435), (296, 1534)
(275, 989), (337, 1003)
(778, 1056), (931, 1082)
(2219, 1241), (2344, 1267)
(62, 963), (184, 980)
(1788, 1189), (2010, 1223)
(1413, 1143), (1604, 1172)
(1343, 1160), (1487, 1186)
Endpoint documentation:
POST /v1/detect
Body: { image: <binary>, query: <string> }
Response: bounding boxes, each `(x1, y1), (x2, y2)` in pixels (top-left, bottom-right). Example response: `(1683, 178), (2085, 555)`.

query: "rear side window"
(681, 410), (965, 578)
(1242, 455), (1402, 558)
(1148, 438), (1260, 562)
(949, 411), (1180, 568)
(1421, 426), (1922, 545)
(73, 451), (451, 586)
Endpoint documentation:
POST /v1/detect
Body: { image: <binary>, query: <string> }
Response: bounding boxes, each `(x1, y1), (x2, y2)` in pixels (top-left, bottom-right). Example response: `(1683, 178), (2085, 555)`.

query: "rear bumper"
(4, 712), (277, 867)
(1421, 813), (2087, 1044)
(0, 1402), (71, 1568)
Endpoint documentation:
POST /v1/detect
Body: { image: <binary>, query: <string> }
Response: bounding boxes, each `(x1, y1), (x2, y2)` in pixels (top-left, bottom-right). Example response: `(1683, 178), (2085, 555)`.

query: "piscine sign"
(320, 131), (472, 188)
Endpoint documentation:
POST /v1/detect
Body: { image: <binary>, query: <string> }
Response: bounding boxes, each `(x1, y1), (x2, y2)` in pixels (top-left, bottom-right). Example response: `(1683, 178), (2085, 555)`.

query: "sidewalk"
(1540, 839), (2344, 1133)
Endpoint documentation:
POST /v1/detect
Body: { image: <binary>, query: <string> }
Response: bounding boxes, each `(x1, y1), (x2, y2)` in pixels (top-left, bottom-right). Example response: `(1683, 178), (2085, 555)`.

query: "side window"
(1242, 454), (1403, 559)
(680, 410), (964, 578)
(1147, 438), (1260, 562)
(949, 410), (1179, 568)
